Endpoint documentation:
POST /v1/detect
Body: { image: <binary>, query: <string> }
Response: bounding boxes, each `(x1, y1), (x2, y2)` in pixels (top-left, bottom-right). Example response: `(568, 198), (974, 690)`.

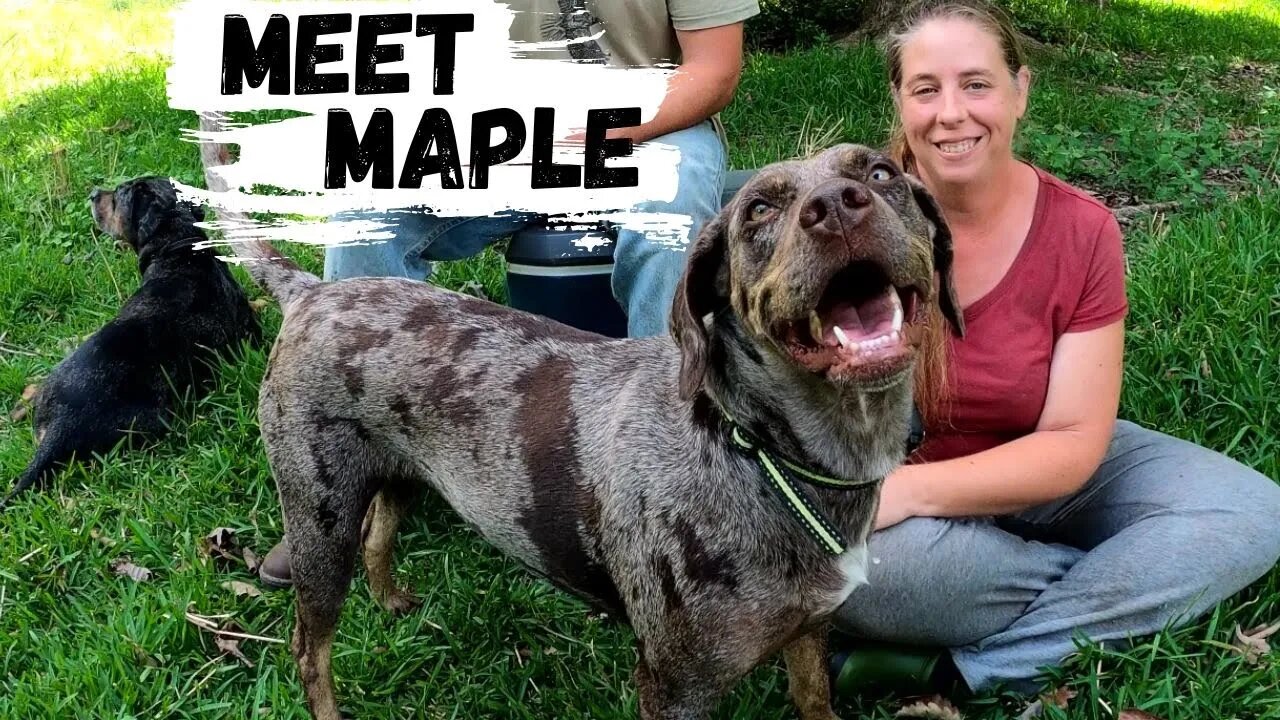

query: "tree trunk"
(834, 0), (903, 47)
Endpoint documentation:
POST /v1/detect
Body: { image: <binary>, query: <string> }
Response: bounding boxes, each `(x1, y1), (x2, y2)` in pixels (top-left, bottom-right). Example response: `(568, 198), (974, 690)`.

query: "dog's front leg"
(633, 657), (722, 720)
(783, 627), (841, 720)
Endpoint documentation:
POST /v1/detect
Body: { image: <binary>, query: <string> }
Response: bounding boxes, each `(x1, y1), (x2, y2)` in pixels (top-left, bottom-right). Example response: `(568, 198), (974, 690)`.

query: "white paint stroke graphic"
(167, 0), (687, 245)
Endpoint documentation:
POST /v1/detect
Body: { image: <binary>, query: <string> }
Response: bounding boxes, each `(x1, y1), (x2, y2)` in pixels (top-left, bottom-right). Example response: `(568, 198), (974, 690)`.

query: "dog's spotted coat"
(237, 145), (963, 719)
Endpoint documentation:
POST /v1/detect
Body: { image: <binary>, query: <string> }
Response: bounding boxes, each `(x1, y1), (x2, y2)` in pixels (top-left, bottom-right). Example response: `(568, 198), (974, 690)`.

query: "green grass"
(2, 0), (1279, 718)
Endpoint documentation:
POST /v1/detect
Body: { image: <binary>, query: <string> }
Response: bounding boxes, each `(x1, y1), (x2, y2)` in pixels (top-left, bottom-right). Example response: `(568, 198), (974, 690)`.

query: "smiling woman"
(827, 0), (1280, 700)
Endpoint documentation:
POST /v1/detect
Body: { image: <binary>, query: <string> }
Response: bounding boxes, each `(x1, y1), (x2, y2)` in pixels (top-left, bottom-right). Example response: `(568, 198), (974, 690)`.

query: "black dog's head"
(90, 176), (206, 255)
(671, 144), (965, 400)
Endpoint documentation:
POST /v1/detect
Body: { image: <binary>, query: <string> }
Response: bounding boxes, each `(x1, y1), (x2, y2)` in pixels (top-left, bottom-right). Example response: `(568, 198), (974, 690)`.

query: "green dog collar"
(726, 421), (881, 556)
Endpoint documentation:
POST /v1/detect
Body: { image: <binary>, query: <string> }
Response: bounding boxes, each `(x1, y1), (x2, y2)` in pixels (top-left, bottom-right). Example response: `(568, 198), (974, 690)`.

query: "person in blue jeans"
(258, 0), (761, 587)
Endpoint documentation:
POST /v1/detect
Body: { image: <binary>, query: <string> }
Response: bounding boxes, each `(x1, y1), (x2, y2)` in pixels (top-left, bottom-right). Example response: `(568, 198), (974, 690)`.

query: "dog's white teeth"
(889, 330), (901, 343)
(833, 325), (851, 348)
(890, 292), (904, 332)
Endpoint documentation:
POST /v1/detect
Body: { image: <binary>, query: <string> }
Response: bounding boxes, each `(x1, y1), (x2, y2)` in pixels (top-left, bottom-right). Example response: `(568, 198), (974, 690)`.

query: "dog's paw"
(374, 588), (422, 615)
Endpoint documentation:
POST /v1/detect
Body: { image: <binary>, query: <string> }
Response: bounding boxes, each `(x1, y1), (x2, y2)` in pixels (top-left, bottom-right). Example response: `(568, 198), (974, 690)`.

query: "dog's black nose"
(799, 179), (872, 237)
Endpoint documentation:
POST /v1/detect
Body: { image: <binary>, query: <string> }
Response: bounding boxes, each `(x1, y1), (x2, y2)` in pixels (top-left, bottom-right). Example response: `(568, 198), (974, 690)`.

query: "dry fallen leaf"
(242, 547), (261, 573)
(1017, 687), (1077, 720)
(215, 626), (255, 668)
(112, 559), (153, 583)
(248, 298), (270, 313)
(222, 580), (263, 598)
(201, 528), (240, 567)
(1042, 686), (1076, 709)
(1232, 621), (1280, 664)
(896, 695), (963, 720)
(1117, 710), (1165, 720)
(90, 528), (118, 547)
(9, 384), (38, 423)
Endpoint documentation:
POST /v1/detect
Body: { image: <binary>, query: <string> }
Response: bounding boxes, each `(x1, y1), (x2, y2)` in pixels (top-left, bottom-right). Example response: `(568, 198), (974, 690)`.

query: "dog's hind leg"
(362, 483), (421, 614)
(268, 425), (382, 720)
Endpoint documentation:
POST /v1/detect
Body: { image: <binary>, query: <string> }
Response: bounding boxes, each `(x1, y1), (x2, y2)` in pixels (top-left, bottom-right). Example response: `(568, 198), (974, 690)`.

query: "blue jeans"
(323, 121), (727, 338)
(832, 420), (1280, 694)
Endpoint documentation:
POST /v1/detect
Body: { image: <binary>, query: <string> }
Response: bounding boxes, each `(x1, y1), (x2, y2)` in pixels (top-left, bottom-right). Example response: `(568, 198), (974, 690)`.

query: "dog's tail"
(197, 112), (320, 312)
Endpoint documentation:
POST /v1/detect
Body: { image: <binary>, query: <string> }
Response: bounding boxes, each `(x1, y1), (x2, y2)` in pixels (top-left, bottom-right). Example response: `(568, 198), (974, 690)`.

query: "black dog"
(3, 177), (260, 506)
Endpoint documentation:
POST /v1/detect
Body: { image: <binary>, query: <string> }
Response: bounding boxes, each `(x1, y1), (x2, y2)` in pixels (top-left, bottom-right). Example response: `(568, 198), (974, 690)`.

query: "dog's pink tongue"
(823, 293), (895, 343)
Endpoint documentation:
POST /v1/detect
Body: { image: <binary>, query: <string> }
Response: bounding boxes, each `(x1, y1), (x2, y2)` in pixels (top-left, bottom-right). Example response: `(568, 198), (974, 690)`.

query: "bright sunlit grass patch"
(1137, 0), (1280, 25)
(0, 0), (177, 106)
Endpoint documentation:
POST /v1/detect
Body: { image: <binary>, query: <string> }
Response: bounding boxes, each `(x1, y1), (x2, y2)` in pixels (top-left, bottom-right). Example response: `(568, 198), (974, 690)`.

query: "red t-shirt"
(915, 166), (1128, 463)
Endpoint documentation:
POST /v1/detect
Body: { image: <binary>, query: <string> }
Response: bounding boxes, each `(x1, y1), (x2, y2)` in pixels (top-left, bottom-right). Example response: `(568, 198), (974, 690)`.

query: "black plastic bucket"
(504, 223), (627, 338)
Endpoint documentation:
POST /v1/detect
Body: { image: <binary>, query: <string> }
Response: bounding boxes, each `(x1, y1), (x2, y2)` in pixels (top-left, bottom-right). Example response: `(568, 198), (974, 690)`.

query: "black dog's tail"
(2, 431), (71, 509)
(197, 112), (320, 314)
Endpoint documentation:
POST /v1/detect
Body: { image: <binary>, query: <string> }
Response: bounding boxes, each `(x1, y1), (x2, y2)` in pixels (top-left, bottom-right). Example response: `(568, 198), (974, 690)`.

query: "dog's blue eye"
(748, 200), (774, 222)
(869, 165), (896, 182)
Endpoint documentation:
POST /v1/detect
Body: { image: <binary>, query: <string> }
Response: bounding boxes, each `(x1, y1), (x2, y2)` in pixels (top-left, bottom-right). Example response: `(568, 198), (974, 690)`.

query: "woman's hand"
(875, 465), (922, 531)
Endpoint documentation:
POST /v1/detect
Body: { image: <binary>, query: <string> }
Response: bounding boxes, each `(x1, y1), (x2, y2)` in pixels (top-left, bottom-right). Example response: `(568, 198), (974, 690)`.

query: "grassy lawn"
(2, 1), (1278, 718)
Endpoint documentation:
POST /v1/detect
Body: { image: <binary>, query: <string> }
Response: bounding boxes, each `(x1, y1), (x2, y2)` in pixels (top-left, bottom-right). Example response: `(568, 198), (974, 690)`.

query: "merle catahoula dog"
(227, 144), (964, 719)
(3, 177), (260, 506)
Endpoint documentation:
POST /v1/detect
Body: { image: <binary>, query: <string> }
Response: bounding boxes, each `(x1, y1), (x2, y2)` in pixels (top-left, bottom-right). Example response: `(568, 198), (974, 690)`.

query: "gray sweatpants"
(832, 420), (1280, 694)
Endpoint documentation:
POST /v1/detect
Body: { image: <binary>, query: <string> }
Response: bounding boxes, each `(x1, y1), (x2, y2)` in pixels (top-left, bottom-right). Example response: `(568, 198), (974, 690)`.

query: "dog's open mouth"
(775, 262), (923, 381)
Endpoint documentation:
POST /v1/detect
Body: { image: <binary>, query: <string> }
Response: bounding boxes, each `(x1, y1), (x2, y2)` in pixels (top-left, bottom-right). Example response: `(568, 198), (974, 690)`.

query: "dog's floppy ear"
(127, 178), (173, 246)
(908, 177), (965, 337)
(670, 211), (730, 401)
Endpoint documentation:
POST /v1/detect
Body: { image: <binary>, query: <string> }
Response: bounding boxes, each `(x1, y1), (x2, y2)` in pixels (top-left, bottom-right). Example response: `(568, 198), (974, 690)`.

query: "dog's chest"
(813, 543), (870, 615)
